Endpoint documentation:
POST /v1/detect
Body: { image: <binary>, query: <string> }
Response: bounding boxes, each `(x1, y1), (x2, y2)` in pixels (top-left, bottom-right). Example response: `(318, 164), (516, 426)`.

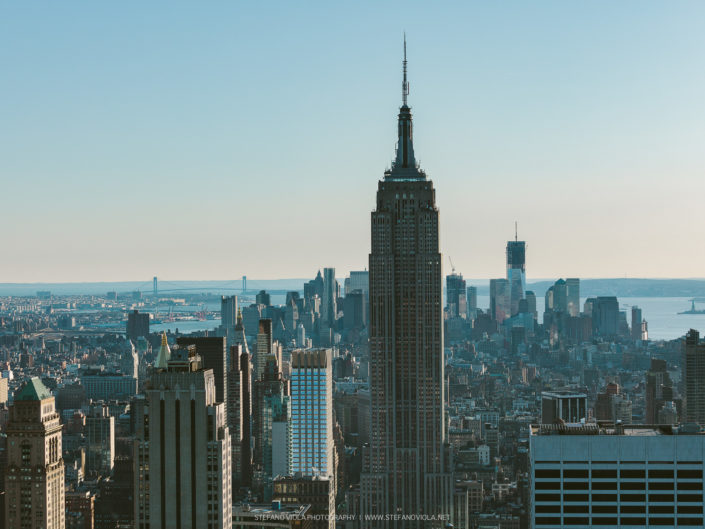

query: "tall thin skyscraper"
(466, 285), (478, 320)
(683, 329), (705, 425)
(322, 267), (337, 327)
(86, 404), (115, 478)
(134, 346), (232, 529)
(506, 232), (526, 317)
(361, 40), (453, 526)
(254, 319), (273, 382)
(5, 378), (65, 529)
(228, 344), (252, 487)
(289, 349), (334, 481)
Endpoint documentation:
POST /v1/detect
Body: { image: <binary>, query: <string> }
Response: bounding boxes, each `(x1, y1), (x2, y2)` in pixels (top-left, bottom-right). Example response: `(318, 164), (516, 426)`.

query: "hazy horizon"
(3, 2), (705, 282)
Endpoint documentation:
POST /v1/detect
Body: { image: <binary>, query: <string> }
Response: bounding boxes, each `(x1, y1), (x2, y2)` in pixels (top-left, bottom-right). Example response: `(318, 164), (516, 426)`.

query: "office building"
(120, 340), (139, 383)
(177, 336), (228, 418)
(66, 490), (95, 529)
(256, 290), (271, 306)
(255, 319), (273, 382)
(360, 43), (453, 525)
(253, 354), (287, 478)
(126, 310), (149, 342)
(645, 358), (674, 424)
(86, 405), (115, 478)
(590, 296), (619, 337)
(289, 350), (334, 482)
(525, 290), (537, 320)
(531, 423), (705, 528)
(228, 344), (252, 487)
(506, 237), (526, 317)
(134, 346), (232, 529)
(344, 271), (370, 298)
(682, 329), (705, 425)
(0, 377), (8, 406)
(566, 278), (580, 317)
(343, 290), (367, 330)
(273, 475), (335, 529)
(80, 372), (137, 401)
(321, 268), (337, 328)
(5, 378), (65, 529)
(490, 278), (511, 324)
(541, 391), (588, 424)
(221, 295), (238, 329)
(467, 286), (478, 320)
(446, 272), (467, 319)
(552, 279), (567, 313)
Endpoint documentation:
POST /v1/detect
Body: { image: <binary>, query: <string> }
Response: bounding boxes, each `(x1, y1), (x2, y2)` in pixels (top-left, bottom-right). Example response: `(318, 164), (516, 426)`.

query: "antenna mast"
(402, 34), (409, 106)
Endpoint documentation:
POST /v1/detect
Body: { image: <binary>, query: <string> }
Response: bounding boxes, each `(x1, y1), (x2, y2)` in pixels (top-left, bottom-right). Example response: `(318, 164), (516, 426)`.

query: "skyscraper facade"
(176, 336), (228, 419)
(126, 309), (150, 342)
(86, 405), (115, 478)
(289, 349), (334, 482)
(228, 344), (252, 488)
(446, 273), (467, 319)
(490, 278), (511, 324)
(5, 378), (65, 529)
(360, 43), (453, 526)
(565, 278), (580, 317)
(255, 319), (273, 382)
(682, 329), (705, 425)
(221, 295), (238, 329)
(322, 267), (338, 328)
(134, 346), (232, 529)
(506, 238), (526, 317)
(467, 286), (478, 320)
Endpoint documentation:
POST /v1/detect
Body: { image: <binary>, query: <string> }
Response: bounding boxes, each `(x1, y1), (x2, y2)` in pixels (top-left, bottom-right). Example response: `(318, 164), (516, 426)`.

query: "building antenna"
(402, 33), (409, 106)
(515, 221), (518, 242)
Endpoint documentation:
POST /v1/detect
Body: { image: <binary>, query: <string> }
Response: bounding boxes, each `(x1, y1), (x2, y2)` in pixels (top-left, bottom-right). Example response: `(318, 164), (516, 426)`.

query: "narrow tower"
(360, 38), (453, 527)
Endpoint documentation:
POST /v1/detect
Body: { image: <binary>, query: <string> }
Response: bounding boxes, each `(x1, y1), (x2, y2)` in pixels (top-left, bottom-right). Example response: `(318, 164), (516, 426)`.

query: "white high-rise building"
(289, 349), (334, 484)
(134, 346), (232, 529)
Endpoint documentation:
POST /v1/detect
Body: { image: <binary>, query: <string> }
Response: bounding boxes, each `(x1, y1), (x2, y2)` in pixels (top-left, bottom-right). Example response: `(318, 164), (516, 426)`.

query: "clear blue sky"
(2, 1), (704, 282)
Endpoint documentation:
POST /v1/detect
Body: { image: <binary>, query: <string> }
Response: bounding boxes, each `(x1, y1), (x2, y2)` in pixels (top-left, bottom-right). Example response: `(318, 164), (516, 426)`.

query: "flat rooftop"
(531, 423), (703, 436)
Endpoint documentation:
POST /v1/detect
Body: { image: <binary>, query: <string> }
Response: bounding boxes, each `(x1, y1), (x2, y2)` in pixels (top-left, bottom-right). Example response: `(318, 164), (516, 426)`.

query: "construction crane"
(448, 256), (456, 274)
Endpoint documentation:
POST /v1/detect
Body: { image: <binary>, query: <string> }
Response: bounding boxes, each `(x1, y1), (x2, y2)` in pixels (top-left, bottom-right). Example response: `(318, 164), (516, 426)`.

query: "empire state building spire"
(387, 35), (424, 180)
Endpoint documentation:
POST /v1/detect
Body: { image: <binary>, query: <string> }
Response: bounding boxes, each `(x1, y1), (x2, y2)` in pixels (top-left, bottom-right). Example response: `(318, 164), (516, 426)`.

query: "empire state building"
(360, 41), (453, 528)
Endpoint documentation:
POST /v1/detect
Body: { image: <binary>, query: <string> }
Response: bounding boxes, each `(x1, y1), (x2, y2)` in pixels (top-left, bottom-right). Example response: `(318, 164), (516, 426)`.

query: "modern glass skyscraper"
(360, 40), (453, 527)
(506, 236), (526, 317)
(289, 349), (334, 482)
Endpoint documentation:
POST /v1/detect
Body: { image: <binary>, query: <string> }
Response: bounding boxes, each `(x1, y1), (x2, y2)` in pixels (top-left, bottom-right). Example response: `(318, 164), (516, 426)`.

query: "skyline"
(3, 2), (705, 282)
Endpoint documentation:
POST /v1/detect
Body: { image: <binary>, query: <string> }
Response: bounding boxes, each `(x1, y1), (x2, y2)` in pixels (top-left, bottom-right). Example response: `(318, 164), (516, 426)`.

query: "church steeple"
(387, 35), (424, 180)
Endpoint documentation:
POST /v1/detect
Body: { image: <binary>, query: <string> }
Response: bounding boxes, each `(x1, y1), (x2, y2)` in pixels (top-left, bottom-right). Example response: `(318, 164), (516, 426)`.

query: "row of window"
(537, 505), (703, 514)
(536, 517), (703, 526)
(535, 481), (702, 490)
(536, 469), (702, 479)
(536, 492), (703, 503)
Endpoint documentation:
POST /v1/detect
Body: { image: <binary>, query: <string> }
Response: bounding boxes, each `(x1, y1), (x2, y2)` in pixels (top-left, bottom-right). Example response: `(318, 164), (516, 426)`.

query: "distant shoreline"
(2, 278), (705, 298)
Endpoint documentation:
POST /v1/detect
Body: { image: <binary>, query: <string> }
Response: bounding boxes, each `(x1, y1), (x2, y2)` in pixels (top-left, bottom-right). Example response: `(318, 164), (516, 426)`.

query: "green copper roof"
(15, 377), (52, 401)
